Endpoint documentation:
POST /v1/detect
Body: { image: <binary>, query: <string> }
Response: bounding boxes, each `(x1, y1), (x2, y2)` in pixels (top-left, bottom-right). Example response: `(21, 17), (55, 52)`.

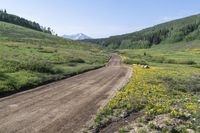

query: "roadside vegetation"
(0, 21), (109, 95)
(90, 41), (200, 133)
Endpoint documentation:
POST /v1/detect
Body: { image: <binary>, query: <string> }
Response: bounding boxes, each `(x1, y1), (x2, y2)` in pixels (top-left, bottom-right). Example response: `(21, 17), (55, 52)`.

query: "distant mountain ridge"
(63, 33), (92, 40)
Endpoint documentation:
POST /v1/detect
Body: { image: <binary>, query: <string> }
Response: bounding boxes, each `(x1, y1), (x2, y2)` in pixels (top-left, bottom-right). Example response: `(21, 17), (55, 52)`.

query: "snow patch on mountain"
(62, 33), (92, 40)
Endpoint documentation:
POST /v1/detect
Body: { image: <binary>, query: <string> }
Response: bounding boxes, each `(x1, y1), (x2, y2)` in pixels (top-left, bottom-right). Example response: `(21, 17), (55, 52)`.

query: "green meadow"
(0, 21), (109, 94)
(93, 41), (200, 132)
(1, 10), (200, 133)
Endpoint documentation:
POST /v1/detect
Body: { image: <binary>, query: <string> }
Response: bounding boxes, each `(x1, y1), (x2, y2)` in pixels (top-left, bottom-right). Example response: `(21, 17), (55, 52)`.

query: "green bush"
(4, 59), (54, 73)
(69, 58), (85, 63)
(179, 60), (196, 65)
(164, 59), (177, 64)
(160, 74), (200, 92)
(149, 56), (166, 63)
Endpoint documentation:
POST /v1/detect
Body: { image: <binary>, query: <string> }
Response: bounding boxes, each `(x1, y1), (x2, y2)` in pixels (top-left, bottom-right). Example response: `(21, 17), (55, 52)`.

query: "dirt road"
(0, 55), (132, 133)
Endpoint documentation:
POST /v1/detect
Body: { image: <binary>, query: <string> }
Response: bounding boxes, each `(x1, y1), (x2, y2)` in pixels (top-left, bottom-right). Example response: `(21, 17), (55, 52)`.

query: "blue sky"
(1, 0), (200, 38)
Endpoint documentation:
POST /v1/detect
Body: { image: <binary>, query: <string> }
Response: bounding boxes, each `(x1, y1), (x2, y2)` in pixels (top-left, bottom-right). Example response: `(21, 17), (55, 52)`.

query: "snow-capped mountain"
(62, 33), (92, 40)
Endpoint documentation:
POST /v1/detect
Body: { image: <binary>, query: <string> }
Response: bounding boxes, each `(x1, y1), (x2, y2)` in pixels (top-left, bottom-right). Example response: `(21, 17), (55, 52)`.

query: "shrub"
(3, 59), (55, 73)
(69, 58), (85, 63)
(124, 58), (148, 65)
(38, 48), (57, 53)
(160, 75), (200, 93)
(192, 64), (200, 68)
(179, 60), (196, 65)
(149, 56), (165, 63)
(164, 59), (177, 64)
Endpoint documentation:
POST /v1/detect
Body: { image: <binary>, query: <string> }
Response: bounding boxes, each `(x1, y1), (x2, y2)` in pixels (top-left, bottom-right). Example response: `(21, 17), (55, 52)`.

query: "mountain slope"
(86, 14), (200, 49)
(0, 21), (108, 95)
(63, 33), (91, 40)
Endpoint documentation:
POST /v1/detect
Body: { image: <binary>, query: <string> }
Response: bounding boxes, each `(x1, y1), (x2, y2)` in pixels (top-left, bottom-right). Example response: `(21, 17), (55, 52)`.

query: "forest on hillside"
(87, 14), (200, 49)
(0, 9), (52, 34)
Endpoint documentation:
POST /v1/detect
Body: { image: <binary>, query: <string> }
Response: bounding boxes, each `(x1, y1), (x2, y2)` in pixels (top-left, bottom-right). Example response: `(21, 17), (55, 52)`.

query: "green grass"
(119, 40), (200, 66)
(0, 21), (109, 94)
(92, 40), (200, 132)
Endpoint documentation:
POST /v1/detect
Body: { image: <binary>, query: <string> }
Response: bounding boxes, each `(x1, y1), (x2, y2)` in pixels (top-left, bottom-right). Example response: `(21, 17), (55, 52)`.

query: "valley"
(0, 7), (200, 133)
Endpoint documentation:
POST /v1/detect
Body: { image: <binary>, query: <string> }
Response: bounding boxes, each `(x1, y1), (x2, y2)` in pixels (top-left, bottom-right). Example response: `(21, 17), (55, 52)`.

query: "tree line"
(86, 14), (200, 49)
(0, 9), (52, 34)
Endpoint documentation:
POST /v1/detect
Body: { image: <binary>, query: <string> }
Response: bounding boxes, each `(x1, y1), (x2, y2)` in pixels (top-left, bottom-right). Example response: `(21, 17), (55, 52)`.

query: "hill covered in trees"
(86, 14), (200, 49)
(0, 9), (52, 34)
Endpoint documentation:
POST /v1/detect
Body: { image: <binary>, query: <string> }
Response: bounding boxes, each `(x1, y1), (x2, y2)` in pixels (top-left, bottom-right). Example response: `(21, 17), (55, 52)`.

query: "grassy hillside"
(0, 10), (52, 34)
(0, 21), (109, 95)
(86, 14), (200, 49)
(89, 41), (200, 132)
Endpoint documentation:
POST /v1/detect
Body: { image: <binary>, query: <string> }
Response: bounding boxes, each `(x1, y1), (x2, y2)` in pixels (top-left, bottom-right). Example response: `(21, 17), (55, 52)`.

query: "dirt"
(0, 55), (132, 133)
(99, 112), (143, 133)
